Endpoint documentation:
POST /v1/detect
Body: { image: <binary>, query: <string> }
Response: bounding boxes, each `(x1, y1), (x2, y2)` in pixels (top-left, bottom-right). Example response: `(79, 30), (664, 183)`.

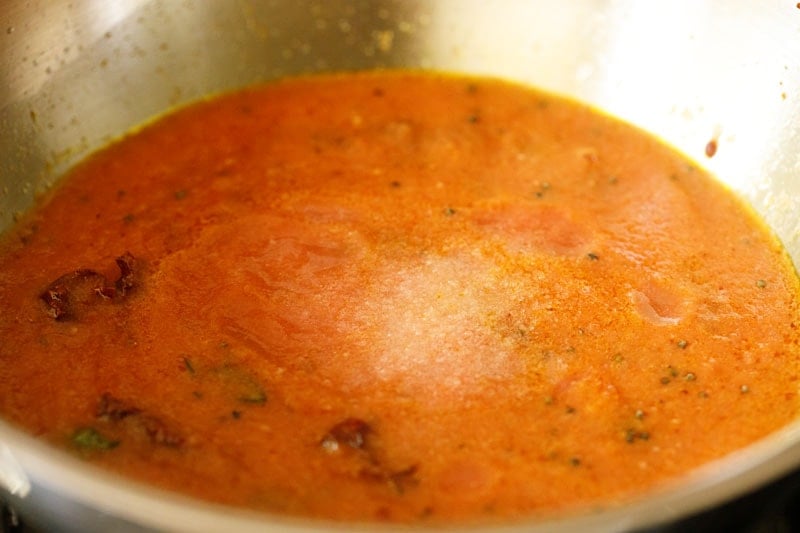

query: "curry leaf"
(71, 427), (119, 451)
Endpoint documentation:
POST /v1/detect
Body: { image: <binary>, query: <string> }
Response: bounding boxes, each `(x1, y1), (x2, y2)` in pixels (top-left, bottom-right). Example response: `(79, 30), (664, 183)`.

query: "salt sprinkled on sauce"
(356, 253), (523, 398)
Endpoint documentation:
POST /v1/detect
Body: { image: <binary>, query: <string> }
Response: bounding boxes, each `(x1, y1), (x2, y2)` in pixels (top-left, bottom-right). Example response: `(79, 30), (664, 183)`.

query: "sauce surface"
(1, 72), (799, 524)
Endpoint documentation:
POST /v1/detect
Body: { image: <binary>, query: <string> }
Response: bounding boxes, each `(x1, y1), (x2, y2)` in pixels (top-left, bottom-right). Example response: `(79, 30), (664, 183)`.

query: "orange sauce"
(0, 71), (799, 524)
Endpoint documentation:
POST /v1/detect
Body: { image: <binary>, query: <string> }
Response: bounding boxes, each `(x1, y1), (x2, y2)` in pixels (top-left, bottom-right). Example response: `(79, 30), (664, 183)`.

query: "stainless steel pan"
(1, 1), (799, 531)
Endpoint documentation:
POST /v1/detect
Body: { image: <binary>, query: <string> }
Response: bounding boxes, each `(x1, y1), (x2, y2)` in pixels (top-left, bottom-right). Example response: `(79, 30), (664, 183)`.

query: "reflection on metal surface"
(2, 0), (151, 101)
(0, 445), (29, 499)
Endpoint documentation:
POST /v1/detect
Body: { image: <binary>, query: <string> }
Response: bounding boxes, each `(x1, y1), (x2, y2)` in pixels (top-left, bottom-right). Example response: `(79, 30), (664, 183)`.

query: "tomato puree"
(1, 71), (799, 524)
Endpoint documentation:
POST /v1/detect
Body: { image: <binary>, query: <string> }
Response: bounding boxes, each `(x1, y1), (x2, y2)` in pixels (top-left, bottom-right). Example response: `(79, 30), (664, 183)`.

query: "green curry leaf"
(71, 427), (119, 452)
